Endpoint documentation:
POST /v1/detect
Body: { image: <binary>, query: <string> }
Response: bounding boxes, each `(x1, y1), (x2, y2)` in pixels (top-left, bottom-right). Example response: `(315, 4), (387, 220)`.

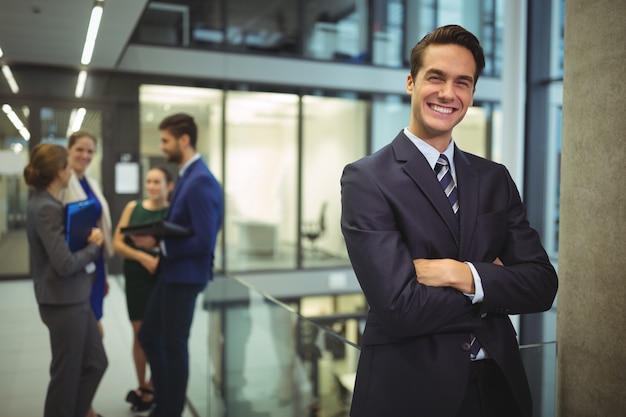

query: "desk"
(236, 220), (278, 256)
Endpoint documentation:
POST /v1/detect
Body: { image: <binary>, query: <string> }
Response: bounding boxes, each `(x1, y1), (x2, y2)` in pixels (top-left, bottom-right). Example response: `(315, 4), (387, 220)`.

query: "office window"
(404, 0), (503, 76)
(301, 95), (367, 268)
(303, 0), (370, 62)
(224, 90), (299, 271)
(372, 0), (405, 67)
(224, 0), (298, 54)
(139, 84), (225, 269)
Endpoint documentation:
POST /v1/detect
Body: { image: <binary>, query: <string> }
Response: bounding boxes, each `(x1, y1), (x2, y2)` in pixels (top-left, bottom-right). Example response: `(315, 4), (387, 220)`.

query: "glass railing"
(187, 274), (360, 417)
(519, 341), (557, 417)
(187, 274), (556, 417)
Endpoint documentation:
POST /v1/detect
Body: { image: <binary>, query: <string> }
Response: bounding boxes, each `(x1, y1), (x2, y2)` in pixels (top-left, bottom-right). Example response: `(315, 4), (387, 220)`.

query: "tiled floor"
(0, 277), (194, 417)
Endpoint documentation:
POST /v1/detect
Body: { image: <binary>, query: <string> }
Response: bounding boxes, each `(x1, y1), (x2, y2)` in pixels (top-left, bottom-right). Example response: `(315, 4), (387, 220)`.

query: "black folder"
(65, 199), (97, 252)
(121, 220), (193, 238)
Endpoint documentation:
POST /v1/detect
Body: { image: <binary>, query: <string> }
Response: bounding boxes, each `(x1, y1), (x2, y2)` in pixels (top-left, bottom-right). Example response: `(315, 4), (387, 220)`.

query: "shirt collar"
(179, 153), (201, 177)
(403, 128), (456, 171)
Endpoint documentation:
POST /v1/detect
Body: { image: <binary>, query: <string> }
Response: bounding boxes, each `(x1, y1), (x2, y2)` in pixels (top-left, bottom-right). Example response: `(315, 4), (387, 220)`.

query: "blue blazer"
(161, 158), (224, 285)
(340, 131), (558, 417)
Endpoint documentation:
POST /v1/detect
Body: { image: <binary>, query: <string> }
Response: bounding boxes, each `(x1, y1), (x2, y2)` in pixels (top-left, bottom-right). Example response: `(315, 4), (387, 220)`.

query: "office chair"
(301, 202), (327, 254)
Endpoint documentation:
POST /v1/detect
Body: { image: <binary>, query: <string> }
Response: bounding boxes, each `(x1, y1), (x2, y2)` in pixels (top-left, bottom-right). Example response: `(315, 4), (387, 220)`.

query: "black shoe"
(126, 389), (141, 405)
(133, 387), (155, 412)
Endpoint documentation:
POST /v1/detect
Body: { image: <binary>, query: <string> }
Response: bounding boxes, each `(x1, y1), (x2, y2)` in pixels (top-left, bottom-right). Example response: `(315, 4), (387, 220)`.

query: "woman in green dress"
(113, 167), (173, 411)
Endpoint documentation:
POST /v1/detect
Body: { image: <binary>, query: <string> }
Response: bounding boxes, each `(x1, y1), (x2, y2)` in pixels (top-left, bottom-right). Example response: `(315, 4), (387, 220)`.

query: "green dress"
(123, 200), (168, 321)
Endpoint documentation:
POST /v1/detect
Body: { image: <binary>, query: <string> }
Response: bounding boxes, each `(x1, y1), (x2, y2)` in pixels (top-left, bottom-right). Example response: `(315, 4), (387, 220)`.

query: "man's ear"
(405, 73), (414, 95)
(179, 133), (190, 147)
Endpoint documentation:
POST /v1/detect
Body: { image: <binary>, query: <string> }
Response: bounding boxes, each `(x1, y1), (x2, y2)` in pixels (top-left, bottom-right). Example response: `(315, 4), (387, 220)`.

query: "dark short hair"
(67, 130), (97, 149)
(158, 113), (198, 149)
(409, 24), (485, 85)
(23, 143), (69, 190)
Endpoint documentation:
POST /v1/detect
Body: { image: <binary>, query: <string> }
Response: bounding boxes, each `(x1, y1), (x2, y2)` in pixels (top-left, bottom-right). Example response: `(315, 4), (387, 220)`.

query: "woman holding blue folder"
(61, 130), (113, 417)
(61, 131), (114, 335)
(24, 143), (107, 417)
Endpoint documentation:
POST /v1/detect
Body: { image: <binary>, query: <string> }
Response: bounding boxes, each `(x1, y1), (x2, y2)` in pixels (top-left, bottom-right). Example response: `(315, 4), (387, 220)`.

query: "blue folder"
(65, 199), (97, 252)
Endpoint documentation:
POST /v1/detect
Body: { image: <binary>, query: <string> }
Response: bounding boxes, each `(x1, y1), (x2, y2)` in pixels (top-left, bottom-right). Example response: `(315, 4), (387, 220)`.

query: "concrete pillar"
(557, 1), (626, 416)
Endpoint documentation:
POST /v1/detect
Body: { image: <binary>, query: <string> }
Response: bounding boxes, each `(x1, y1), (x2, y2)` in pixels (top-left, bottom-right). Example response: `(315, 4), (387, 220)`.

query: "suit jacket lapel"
(392, 133), (460, 245)
(454, 149), (479, 260)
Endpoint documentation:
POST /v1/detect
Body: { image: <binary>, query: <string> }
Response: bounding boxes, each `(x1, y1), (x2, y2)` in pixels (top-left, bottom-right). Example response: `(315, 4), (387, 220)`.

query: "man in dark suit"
(134, 113), (224, 417)
(340, 25), (558, 417)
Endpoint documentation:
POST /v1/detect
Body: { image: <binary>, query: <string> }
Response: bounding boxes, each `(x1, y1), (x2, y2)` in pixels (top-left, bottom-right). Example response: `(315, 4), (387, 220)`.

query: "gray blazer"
(26, 189), (101, 305)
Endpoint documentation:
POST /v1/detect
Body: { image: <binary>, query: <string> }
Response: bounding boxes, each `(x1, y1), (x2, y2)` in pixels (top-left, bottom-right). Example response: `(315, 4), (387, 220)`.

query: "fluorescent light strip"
(75, 70), (88, 97)
(1, 65), (19, 93)
(80, 3), (104, 65)
(1, 104), (31, 140)
(68, 108), (87, 135)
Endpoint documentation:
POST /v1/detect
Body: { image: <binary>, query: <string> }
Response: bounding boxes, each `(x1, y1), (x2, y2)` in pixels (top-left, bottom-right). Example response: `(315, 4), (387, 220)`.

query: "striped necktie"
(434, 154), (459, 219)
(435, 154), (482, 358)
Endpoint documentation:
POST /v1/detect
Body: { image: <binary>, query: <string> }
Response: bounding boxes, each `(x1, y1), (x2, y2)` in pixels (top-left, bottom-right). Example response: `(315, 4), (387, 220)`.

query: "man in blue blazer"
(340, 25), (558, 417)
(135, 113), (224, 417)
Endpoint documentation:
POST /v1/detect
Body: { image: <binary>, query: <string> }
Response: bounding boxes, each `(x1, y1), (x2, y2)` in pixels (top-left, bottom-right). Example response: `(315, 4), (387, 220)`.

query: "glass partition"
(301, 95), (367, 268)
(303, 0), (370, 63)
(224, 0), (298, 54)
(131, 0), (504, 73)
(224, 90), (298, 271)
(371, 0), (405, 67)
(0, 103), (103, 279)
(404, 0), (504, 75)
(0, 103), (30, 278)
(139, 84), (225, 267)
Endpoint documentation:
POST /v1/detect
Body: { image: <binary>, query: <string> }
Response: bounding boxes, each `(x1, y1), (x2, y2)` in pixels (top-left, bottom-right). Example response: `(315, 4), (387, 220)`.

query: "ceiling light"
(75, 70), (88, 97)
(1, 104), (31, 140)
(1, 65), (19, 93)
(67, 108), (87, 137)
(0, 46), (3, 58)
(11, 143), (24, 154)
(80, 2), (104, 65)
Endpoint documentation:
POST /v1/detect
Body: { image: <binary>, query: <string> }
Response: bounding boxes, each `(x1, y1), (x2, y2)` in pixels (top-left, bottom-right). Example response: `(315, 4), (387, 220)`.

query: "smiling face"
(67, 135), (96, 177)
(406, 43), (476, 148)
(159, 129), (184, 165)
(144, 168), (171, 202)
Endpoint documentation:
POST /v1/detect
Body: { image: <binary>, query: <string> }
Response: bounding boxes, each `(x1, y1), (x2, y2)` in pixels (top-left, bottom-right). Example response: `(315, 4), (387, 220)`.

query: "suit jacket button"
(461, 342), (471, 351)
(481, 313), (487, 318)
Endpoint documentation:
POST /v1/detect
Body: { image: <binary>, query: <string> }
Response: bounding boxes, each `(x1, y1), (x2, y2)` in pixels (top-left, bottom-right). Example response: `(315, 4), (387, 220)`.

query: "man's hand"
(130, 235), (158, 249)
(413, 258), (474, 294)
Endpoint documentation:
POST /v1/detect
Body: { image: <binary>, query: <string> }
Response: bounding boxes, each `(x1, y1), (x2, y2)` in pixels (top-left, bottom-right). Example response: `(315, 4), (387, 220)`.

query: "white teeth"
(431, 104), (453, 114)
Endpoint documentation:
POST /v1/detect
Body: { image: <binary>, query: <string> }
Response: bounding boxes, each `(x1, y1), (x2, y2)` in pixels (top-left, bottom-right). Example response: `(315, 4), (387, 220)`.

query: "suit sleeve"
(163, 174), (222, 260)
(471, 166), (558, 316)
(341, 162), (480, 338)
(36, 202), (100, 277)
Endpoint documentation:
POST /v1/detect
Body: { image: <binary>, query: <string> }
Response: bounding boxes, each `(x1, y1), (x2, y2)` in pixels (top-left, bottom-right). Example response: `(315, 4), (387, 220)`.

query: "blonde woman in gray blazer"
(24, 143), (108, 417)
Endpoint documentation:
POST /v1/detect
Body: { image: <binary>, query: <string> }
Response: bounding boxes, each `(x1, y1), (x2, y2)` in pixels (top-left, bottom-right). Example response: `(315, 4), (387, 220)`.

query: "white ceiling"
(0, 0), (148, 70)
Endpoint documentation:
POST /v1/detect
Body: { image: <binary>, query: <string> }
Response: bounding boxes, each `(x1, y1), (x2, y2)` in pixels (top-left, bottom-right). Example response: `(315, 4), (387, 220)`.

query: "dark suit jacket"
(160, 158), (223, 285)
(340, 131), (558, 417)
(26, 189), (101, 305)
